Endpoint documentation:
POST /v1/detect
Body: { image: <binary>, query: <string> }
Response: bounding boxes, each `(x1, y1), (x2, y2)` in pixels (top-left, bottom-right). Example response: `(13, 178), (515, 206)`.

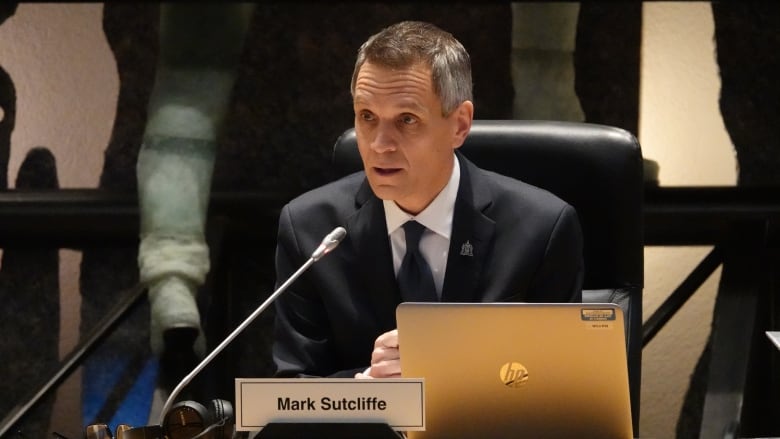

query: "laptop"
(396, 302), (633, 439)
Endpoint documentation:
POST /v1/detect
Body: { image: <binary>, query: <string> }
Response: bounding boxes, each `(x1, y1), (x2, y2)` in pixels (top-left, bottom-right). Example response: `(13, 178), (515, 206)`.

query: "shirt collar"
(384, 155), (460, 239)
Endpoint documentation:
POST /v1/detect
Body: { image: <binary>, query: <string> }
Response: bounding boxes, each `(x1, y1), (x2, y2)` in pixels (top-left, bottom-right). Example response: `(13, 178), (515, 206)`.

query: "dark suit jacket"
(272, 153), (584, 378)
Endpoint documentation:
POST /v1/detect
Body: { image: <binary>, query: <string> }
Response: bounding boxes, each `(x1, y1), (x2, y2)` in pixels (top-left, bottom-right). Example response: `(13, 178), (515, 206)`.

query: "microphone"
(311, 226), (347, 261)
(157, 226), (347, 424)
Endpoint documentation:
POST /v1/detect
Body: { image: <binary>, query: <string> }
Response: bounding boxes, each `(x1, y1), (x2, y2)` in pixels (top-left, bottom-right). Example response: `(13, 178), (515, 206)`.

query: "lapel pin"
(460, 240), (474, 257)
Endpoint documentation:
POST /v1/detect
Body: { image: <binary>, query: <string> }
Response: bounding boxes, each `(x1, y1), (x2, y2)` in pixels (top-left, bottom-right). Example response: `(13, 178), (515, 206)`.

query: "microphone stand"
(158, 226), (346, 424)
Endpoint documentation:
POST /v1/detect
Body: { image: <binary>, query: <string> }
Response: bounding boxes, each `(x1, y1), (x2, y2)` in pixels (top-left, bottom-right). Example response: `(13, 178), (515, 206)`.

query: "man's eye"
(401, 115), (417, 125)
(360, 112), (375, 121)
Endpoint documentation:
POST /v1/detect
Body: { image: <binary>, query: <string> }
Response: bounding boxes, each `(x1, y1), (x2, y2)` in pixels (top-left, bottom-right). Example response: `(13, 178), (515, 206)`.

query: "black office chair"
(332, 120), (644, 435)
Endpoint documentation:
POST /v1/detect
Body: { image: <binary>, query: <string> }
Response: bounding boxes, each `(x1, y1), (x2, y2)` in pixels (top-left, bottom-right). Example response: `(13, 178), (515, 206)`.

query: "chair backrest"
(332, 119), (644, 435)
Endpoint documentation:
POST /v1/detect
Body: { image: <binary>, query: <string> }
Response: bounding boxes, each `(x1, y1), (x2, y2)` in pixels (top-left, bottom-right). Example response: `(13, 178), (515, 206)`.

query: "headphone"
(89, 399), (234, 439)
(163, 399), (235, 439)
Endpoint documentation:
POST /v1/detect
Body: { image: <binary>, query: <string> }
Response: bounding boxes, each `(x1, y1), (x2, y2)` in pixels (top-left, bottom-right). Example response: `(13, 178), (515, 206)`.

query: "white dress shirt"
(383, 156), (460, 299)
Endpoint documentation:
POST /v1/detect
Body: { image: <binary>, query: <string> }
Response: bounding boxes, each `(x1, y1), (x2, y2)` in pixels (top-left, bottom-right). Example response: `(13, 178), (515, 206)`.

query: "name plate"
(234, 378), (425, 431)
(768, 331), (780, 351)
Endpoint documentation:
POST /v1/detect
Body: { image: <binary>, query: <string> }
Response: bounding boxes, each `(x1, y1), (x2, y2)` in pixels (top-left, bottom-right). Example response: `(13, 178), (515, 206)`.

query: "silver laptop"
(396, 302), (633, 439)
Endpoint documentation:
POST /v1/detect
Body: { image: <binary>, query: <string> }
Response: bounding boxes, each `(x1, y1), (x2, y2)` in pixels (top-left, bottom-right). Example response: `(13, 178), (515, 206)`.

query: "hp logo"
(499, 362), (529, 388)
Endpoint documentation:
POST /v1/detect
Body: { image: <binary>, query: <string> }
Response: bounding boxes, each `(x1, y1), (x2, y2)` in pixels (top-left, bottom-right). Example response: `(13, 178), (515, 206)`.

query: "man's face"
(353, 62), (473, 215)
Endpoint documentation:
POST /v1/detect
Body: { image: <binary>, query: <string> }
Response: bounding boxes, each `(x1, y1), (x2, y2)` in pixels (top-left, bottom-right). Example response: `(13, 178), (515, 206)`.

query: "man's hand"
(355, 329), (401, 379)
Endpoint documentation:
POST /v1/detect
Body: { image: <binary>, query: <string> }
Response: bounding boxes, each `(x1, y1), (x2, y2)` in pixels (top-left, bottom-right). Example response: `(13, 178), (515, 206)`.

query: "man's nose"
(370, 124), (397, 153)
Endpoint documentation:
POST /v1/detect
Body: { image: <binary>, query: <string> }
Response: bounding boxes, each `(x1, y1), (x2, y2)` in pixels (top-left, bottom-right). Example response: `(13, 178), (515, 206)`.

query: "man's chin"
(367, 182), (402, 201)
(372, 189), (399, 201)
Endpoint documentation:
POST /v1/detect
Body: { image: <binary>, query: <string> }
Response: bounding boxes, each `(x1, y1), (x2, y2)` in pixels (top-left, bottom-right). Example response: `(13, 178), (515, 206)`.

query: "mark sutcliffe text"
(278, 397), (387, 411)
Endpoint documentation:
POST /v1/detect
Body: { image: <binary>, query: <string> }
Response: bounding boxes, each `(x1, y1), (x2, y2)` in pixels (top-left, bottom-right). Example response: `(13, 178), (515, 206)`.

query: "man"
(273, 21), (583, 379)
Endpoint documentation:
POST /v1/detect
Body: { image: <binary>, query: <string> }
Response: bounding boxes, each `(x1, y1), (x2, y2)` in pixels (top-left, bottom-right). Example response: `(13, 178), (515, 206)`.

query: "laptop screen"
(396, 302), (633, 439)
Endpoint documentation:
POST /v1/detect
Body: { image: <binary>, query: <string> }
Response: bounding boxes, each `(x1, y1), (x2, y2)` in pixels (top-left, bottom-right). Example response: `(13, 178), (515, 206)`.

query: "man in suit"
(273, 21), (583, 379)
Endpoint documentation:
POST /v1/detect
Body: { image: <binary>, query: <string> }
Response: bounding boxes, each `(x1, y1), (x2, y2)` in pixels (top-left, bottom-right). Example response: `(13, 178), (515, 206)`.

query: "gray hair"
(350, 21), (473, 116)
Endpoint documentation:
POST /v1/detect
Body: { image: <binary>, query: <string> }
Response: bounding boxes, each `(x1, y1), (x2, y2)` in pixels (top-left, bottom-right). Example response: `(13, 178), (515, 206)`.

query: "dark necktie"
(397, 221), (438, 302)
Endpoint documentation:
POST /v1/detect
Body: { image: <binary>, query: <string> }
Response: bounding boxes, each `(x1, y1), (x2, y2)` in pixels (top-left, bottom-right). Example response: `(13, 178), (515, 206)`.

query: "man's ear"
(451, 100), (474, 149)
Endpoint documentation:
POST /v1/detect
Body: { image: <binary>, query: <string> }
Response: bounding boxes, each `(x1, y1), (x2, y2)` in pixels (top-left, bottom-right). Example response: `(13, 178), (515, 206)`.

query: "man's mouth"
(373, 167), (402, 176)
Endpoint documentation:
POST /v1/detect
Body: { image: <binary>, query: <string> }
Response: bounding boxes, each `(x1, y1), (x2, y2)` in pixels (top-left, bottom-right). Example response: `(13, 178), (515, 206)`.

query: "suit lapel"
(441, 154), (496, 302)
(346, 179), (401, 325)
